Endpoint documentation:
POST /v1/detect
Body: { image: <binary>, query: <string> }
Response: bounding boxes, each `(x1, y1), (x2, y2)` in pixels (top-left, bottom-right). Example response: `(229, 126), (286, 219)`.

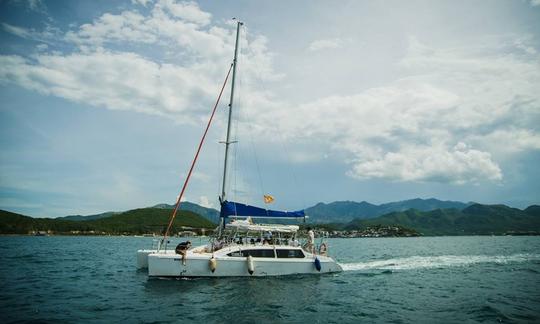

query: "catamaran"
(137, 21), (342, 277)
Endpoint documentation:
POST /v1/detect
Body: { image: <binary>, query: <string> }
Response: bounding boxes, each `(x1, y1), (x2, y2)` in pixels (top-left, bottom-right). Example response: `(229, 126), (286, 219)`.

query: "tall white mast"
(221, 20), (242, 203)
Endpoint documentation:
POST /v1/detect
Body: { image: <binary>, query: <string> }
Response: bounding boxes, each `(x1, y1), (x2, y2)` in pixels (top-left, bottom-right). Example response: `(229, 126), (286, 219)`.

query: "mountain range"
(345, 204), (540, 235)
(59, 198), (471, 224)
(0, 207), (215, 235)
(1, 198), (538, 236)
(57, 201), (220, 224)
(305, 198), (471, 223)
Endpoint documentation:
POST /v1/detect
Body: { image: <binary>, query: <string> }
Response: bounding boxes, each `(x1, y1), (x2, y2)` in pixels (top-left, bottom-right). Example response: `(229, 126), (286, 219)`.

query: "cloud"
(307, 38), (347, 52)
(157, 0), (212, 26)
(0, 52), (218, 120)
(26, 0), (45, 12)
(468, 129), (540, 156)
(252, 35), (540, 184)
(8, 0), (48, 13)
(1, 1), (539, 186)
(132, 0), (153, 6)
(2, 22), (32, 38)
(530, 0), (540, 7)
(64, 1), (220, 53)
(198, 195), (214, 208)
(2, 22), (62, 45)
(0, 0), (277, 123)
(348, 143), (502, 184)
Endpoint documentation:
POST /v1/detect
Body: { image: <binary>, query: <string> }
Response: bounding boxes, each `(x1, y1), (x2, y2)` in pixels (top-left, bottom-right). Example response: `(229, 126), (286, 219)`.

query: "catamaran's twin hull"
(144, 251), (342, 277)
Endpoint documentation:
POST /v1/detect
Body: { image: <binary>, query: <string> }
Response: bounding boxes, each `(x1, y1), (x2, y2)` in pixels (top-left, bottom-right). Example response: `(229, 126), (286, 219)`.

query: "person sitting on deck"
(175, 241), (191, 265)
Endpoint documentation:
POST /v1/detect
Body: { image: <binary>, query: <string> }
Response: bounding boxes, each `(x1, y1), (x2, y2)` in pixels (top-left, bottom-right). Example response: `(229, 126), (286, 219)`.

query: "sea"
(1, 236), (539, 323)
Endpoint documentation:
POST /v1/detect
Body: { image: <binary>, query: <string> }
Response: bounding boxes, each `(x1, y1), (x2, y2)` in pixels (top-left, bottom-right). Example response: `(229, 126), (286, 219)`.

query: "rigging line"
(237, 27), (266, 208)
(242, 94), (267, 209)
(162, 63), (234, 243)
(250, 64), (306, 211)
(216, 129), (224, 201)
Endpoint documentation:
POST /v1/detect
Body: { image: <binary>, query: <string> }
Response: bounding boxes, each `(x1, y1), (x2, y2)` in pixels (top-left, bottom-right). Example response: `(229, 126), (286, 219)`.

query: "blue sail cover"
(220, 201), (305, 219)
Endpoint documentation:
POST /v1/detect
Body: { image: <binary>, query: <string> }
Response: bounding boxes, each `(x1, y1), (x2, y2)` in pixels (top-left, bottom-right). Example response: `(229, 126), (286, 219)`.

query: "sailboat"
(137, 21), (342, 277)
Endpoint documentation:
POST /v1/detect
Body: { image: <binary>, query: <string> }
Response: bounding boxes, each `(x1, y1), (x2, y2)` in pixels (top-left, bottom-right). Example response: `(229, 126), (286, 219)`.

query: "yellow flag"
(263, 195), (275, 204)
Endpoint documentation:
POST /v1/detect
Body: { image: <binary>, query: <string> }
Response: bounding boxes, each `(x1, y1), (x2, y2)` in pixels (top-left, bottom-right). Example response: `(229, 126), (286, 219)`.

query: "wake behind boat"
(137, 21), (342, 277)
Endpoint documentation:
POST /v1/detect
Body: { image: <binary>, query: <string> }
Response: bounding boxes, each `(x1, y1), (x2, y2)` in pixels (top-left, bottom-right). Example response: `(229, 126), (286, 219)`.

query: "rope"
(242, 95), (268, 216)
(236, 27), (267, 209)
(162, 64), (234, 244)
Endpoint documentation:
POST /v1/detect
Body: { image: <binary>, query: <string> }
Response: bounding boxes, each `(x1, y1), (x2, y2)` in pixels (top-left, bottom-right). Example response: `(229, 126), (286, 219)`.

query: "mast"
(221, 20), (243, 203)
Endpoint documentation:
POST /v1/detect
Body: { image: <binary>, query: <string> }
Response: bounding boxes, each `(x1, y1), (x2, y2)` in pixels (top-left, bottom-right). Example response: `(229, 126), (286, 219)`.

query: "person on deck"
(175, 241), (191, 265)
(264, 231), (273, 245)
(307, 228), (315, 254)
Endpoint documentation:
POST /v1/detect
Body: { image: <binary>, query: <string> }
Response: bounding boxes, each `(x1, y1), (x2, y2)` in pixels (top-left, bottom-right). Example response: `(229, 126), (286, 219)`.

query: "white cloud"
(1, 1), (539, 186)
(0, 0), (277, 123)
(2, 22), (62, 45)
(469, 129), (540, 156)
(64, 1), (221, 55)
(2, 22), (32, 38)
(252, 35), (540, 184)
(198, 195), (214, 208)
(308, 38), (346, 52)
(0, 52), (218, 121)
(156, 0), (211, 26)
(530, 0), (540, 7)
(348, 143), (502, 184)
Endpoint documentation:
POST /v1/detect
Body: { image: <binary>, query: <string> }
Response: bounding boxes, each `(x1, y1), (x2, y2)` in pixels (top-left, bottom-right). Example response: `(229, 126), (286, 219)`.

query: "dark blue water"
(1, 236), (539, 323)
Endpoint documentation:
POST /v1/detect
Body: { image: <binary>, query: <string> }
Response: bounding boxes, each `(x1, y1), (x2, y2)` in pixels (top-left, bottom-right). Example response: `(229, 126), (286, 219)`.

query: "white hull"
(136, 249), (156, 269)
(139, 244), (342, 277)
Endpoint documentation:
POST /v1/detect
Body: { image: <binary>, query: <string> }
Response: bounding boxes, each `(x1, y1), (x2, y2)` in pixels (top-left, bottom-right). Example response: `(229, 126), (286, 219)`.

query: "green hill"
(0, 208), (216, 235)
(86, 208), (215, 234)
(0, 210), (37, 234)
(345, 204), (540, 235)
(152, 202), (220, 223)
(524, 205), (540, 217)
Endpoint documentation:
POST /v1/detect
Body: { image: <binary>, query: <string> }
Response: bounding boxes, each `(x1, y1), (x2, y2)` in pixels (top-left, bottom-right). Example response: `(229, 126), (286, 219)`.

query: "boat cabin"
(202, 218), (318, 258)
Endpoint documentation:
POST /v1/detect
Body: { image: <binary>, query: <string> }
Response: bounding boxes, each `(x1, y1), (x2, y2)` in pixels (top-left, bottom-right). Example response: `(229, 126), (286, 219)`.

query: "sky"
(0, 0), (539, 217)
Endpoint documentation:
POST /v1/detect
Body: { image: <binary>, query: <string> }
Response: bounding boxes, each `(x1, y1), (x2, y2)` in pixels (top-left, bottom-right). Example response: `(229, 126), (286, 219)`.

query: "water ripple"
(1, 236), (539, 323)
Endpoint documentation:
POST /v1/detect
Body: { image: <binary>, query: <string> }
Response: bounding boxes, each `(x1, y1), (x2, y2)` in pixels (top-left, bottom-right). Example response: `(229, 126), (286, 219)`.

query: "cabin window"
(276, 249), (305, 258)
(238, 249), (275, 258)
(244, 249), (275, 258)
